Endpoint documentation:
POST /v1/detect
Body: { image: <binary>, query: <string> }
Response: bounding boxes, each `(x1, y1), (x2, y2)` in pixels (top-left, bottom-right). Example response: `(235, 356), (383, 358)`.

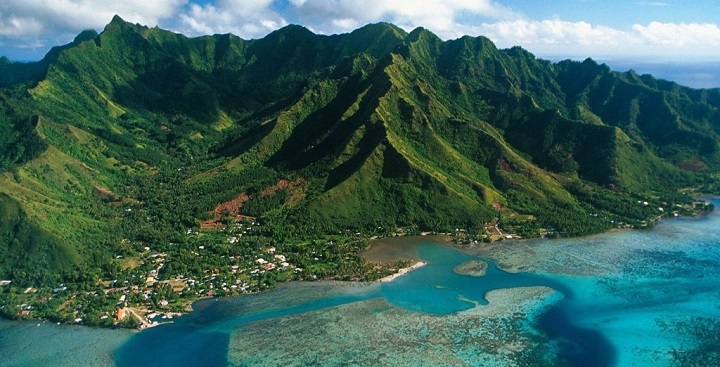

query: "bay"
(1, 198), (719, 366)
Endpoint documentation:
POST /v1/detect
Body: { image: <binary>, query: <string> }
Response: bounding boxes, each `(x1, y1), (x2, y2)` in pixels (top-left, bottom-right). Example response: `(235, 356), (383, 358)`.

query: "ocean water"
(0, 319), (132, 367)
(2, 198), (720, 366)
(600, 61), (720, 89)
(112, 245), (567, 366)
(471, 199), (720, 366)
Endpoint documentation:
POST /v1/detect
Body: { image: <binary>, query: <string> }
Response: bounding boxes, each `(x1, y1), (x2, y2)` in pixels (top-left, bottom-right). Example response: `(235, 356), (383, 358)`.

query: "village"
(0, 218), (399, 328)
(0, 219), (315, 328)
(0, 197), (710, 329)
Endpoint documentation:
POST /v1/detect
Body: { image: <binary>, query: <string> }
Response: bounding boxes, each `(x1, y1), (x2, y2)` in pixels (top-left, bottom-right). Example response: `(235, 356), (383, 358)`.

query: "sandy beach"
(377, 261), (427, 282)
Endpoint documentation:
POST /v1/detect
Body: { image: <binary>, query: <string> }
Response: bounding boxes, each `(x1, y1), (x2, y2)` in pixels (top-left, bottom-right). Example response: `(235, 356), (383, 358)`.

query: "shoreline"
(376, 261), (427, 283)
(6, 198), (716, 332)
(128, 261), (429, 330)
(125, 307), (180, 330)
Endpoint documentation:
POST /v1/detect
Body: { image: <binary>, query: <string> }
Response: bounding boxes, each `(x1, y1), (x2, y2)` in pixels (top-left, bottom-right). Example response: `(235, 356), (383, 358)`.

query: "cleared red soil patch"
(200, 193), (253, 229)
(677, 158), (707, 172)
(260, 177), (305, 197)
(200, 178), (305, 229)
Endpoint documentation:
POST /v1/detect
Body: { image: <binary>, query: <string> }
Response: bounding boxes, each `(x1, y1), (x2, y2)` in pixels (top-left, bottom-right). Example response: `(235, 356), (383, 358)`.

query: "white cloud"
(0, 0), (185, 59)
(470, 19), (720, 61)
(289, 0), (517, 37)
(473, 18), (634, 47)
(632, 22), (720, 46)
(634, 1), (669, 6)
(1, 0), (719, 64)
(279, 1), (720, 61)
(0, 15), (44, 36)
(176, 0), (288, 38)
(0, 0), (185, 36)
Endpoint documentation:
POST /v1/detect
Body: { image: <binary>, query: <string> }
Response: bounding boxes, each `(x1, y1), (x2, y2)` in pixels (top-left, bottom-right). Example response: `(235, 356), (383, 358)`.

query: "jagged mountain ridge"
(1, 16), (719, 280)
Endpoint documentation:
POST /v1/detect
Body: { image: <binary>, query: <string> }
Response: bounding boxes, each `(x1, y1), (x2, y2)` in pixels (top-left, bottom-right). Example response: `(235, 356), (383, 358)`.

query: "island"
(453, 260), (489, 277)
(1, 17), (719, 329)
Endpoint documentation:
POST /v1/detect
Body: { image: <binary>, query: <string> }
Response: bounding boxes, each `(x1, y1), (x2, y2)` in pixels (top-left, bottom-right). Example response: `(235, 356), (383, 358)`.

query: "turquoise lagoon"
(2, 199), (720, 366)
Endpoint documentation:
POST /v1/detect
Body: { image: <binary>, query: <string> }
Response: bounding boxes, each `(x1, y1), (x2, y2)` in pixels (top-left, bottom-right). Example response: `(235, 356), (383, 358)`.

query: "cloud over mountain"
(178, 0), (288, 37)
(473, 19), (720, 60)
(0, 0), (184, 36)
(288, 0), (516, 35)
(0, 0), (719, 63)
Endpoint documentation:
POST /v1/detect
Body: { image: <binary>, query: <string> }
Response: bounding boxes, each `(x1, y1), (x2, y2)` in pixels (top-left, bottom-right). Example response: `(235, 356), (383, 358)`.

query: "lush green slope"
(1, 17), (719, 285)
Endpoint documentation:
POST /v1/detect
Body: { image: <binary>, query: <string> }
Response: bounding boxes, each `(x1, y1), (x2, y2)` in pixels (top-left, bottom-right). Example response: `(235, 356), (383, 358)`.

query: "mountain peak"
(404, 26), (443, 49)
(406, 26), (432, 39)
(353, 22), (406, 37)
(110, 14), (126, 25)
(270, 24), (314, 37)
(73, 29), (99, 44)
(103, 14), (150, 35)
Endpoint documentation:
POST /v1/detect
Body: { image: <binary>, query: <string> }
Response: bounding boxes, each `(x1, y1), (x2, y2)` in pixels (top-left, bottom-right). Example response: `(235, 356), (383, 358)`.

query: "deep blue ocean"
(2, 198), (720, 366)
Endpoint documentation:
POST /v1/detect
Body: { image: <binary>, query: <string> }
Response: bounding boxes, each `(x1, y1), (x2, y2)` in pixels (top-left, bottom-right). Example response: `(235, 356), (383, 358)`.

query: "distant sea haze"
(538, 55), (720, 89)
(598, 60), (720, 89)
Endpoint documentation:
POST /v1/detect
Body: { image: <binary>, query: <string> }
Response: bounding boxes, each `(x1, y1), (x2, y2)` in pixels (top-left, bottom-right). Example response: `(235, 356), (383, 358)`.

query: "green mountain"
(1, 16), (719, 285)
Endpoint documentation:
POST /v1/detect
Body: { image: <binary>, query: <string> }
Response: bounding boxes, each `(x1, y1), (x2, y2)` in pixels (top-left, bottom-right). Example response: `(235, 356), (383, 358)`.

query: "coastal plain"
(2, 201), (720, 366)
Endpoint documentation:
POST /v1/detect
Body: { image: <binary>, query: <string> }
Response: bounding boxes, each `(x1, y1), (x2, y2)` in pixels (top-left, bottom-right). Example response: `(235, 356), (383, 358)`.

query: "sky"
(1, 0), (719, 87)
